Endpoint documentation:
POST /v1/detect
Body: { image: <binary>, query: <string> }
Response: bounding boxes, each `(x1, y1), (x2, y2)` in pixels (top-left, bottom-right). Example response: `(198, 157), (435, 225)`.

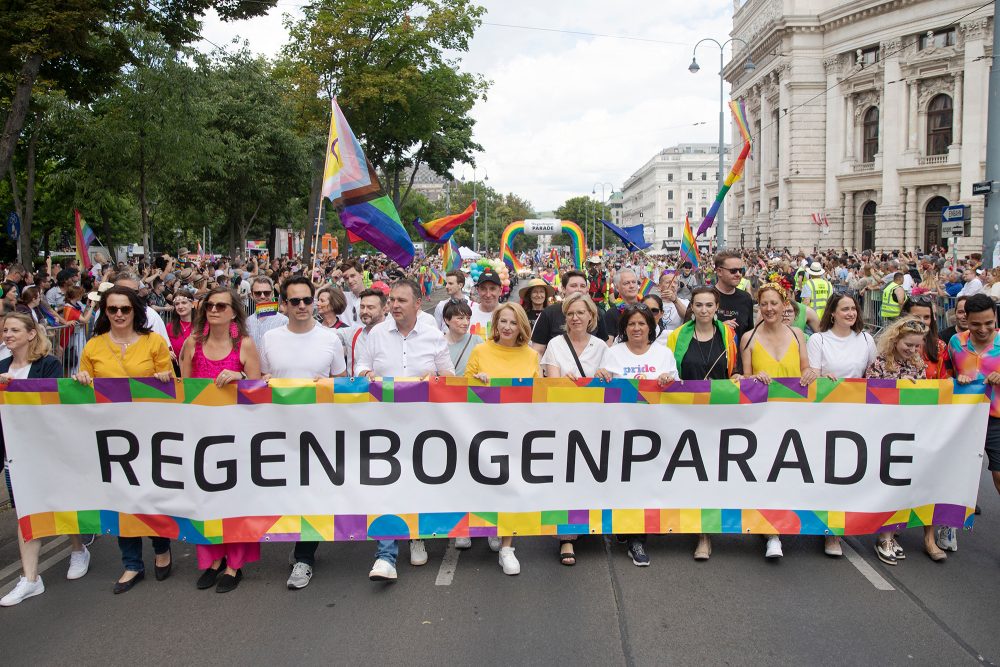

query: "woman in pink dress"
(179, 286), (262, 593)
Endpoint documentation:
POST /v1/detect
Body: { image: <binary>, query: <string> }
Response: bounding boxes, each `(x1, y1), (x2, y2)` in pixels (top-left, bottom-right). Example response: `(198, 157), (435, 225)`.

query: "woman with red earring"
(179, 286), (262, 592)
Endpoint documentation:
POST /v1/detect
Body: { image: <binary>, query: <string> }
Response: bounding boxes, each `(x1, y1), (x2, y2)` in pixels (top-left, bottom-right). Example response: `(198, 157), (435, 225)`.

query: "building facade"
(726, 0), (991, 252)
(621, 143), (733, 249)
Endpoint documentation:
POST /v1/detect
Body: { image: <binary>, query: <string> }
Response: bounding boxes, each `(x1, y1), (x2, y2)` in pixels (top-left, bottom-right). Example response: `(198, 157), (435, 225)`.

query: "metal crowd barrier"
(44, 323), (86, 377)
(860, 288), (956, 334)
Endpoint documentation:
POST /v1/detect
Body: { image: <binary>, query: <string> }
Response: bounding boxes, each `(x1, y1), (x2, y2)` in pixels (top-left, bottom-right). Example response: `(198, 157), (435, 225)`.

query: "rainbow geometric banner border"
(19, 504), (976, 543)
(0, 377), (989, 407)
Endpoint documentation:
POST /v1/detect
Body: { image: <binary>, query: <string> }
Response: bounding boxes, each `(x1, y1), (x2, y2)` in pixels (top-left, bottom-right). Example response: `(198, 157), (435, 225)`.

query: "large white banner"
(1, 378), (987, 542)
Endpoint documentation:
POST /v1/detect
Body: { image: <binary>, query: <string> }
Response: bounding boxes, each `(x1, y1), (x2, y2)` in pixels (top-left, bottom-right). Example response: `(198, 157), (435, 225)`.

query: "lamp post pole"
(593, 181), (613, 252)
(689, 37), (755, 250)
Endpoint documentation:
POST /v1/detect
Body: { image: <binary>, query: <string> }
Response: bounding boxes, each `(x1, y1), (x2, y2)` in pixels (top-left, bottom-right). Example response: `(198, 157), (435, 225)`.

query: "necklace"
(694, 328), (718, 369)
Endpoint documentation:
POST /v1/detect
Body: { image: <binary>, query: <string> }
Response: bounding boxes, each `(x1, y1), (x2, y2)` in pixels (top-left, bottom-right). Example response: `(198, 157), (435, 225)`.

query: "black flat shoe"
(154, 549), (172, 581)
(196, 559), (227, 589)
(216, 569), (242, 594)
(113, 570), (144, 594)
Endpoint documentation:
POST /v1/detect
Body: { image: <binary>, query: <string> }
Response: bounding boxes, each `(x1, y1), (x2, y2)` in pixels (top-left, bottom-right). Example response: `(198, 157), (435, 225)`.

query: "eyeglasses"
(204, 302), (232, 312)
(287, 296), (314, 307)
(252, 290), (272, 298)
(106, 305), (133, 316)
(720, 266), (746, 275)
(648, 308), (661, 314)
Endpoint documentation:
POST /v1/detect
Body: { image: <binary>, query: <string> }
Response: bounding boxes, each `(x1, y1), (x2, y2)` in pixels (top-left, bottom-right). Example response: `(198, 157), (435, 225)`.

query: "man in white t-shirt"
(340, 259), (367, 327)
(346, 288), (387, 376)
(469, 267), (502, 338)
(434, 271), (467, 332)
(261, 275), (346, 592)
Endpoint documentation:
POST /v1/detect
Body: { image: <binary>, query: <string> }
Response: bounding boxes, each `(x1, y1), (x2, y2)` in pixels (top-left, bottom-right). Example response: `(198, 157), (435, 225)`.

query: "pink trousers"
(196, 542), (261, 570)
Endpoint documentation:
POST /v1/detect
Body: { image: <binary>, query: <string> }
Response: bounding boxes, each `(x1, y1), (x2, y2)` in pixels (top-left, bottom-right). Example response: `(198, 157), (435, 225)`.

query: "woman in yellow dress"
(739, 283), (817, 560)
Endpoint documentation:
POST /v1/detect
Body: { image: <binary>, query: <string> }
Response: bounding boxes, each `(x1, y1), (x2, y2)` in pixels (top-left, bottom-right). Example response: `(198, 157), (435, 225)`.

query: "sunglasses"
(901, 320), (929, 332)
(252, 290), (272, 297)
(648, 307), (661, 314)
(906, 295), (934, 305)
(204, 302), (232, 312)
(288, 296), (314, 307)
(721, 266), (746, 274)
(106, 305), (133, 316)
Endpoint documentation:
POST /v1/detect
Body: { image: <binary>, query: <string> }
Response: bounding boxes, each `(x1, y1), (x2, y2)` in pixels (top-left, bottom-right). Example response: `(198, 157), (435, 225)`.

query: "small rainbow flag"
(680, 216), (700, 269)
(429, 267), (444, 285)
(639, 277), (654, 298)
(549, 248), (561, 274)
(413, 201), (476, 243)
(74, 210), (97, 271)
(441, 237), (461, 272)
(729, 99), (751, 144)
(255, 301), (279, 318)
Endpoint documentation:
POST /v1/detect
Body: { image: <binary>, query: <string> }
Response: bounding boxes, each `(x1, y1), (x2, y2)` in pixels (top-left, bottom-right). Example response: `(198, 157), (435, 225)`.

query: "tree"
(0, 0), (279, 179)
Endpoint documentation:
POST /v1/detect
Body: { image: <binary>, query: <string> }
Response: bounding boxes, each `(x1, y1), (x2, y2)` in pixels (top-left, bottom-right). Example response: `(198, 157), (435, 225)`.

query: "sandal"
(559, 540), (576, 566)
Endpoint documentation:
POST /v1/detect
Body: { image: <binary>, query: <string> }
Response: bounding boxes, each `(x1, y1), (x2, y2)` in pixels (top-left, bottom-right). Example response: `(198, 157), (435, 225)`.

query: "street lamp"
(482, 170), (489, 253)
(462, 168), (479, 252)
(689, 36), (755, 249)
(593, 182), (613, 252)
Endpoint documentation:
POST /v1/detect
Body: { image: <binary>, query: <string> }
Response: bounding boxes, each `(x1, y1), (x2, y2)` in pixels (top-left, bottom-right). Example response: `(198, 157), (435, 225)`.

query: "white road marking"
(434, 541), (461, 586)
(0, 535), (68, 584)
(842, 539), (895, 591)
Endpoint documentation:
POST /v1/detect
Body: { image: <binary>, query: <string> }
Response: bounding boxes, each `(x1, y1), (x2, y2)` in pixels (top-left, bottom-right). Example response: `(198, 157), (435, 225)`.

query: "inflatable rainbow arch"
(501, 220), (586, 272)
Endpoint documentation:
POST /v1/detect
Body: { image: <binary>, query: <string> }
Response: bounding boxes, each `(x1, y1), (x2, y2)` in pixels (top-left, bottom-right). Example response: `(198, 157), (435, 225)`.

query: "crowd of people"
(1, 241), (998, 606)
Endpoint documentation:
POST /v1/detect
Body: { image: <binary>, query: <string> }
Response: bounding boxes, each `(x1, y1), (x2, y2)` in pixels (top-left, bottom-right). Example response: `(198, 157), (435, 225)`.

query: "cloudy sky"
(201, 0), (735, 212)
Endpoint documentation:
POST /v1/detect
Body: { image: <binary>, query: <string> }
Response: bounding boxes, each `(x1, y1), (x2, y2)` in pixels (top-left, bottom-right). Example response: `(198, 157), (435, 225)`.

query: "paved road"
(1, 467), (997, 665)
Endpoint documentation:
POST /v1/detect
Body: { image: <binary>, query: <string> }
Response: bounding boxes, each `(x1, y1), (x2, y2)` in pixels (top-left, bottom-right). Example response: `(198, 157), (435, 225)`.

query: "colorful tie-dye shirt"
(947, 330), (1000, 418)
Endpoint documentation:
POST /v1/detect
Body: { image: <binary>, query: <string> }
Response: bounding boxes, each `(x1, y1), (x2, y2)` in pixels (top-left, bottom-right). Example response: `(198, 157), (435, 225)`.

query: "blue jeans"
(118, 536), (170, 572)
(375, 540), (398, 566)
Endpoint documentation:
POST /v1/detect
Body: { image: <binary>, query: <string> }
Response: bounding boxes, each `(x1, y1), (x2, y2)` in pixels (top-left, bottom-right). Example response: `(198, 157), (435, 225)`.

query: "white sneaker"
(66, 546), (91, 580)
(454, 537), (472, 550)
(935, 526), (958, 552)
(369, 558), (397, 581)
(409, 539), (428, 566)
(499, 546), (520, 575)
(823, 536), (842, 557)
(487, 536), (502, 552)
(0, 576), (44, 606)
(765, 536), (783, 558)
(286, 562), (313, 589)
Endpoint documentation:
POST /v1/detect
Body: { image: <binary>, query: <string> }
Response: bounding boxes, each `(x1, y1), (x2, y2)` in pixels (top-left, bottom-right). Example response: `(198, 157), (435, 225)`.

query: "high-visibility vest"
(737, 277), (751, 292)
(804, 278), (832, 317)
(880, 282), (902, 319)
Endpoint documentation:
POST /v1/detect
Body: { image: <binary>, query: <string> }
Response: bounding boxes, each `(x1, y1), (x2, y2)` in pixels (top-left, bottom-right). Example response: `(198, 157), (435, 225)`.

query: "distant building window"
(701, 207), (707, 217)
(667, 210), (674, 219)
(668, 226), (675, 238)
(927, 94), (953, 156)
(701, 172), (707, 181)
(862, 106), (879, 162)
(919, 28), (956, 50)
(687, 210), (693, 218)
(859, 46), (879, 66)
(667, 190), (674, 200)
(667, 173), (673, 182)
(688, 172), (693, 181)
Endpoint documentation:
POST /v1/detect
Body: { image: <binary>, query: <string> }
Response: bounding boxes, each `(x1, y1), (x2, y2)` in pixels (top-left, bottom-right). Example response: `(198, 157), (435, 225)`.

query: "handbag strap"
(563, 333), (587, 377)
(456, 334), (474, 368)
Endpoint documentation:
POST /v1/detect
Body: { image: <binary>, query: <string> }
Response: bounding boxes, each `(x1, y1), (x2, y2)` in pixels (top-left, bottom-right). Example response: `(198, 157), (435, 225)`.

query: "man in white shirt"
(246, 276), (288, 360)
(340, 259), (367, 327)
(346, 288), (387, 376)
(261, 275), (346, 591)
(958, 267), (985, 298)
(356, 279), (454, 583)
(433, 271), (467, 332)
(469, 267), (502, 338)
(113, 272), (173, 354)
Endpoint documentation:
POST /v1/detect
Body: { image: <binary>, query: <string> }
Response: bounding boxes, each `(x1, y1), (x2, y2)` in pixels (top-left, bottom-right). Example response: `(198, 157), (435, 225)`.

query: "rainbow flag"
(413, 201), (476, 243)
(321, 98), (414, 267)
(696, 141), (751, 238)
(549, 248), (561, 274)
(429, 267), (445, 285)
(680, 216), (701, 269)
(729, 99), (751, 143)
(639, 277), (654, 298)
(441, 237), (461, 272)
(73, 210), (96, 271)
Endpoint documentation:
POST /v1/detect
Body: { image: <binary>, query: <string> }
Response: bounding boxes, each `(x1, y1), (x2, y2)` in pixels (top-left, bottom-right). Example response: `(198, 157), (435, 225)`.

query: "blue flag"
(599, 219), (650, 251)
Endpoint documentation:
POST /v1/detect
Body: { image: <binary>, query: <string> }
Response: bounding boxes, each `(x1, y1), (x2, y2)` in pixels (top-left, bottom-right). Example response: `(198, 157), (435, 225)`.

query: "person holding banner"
(740, 283), (816, 559)
(541, 293), (606, 381)
(179, 286), (261, 593)
(0, 313), (92, 607)
(864, 317), (948, 564)
(74, 286), (174, 594)
(465, 301), (540, 574)
(597, 303), (678, 567)
(666, 287), (740, 562)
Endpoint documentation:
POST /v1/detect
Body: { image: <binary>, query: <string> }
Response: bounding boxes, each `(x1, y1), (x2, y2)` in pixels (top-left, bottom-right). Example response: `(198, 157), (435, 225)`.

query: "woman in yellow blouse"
(74, 286), (174, 594)
(464, 302), (539, 577)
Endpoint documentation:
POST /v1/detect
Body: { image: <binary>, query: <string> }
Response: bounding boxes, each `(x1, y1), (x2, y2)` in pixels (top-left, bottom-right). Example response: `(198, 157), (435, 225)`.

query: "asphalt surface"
(2, 288), (999, 665)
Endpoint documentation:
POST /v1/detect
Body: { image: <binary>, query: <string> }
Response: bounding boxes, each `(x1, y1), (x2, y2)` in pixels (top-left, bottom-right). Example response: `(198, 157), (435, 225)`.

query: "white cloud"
(196, 0), (736, 211)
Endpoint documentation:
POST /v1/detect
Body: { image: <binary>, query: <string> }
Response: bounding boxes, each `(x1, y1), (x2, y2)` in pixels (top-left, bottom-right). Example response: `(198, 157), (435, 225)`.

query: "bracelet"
(239, 371), (247, 379)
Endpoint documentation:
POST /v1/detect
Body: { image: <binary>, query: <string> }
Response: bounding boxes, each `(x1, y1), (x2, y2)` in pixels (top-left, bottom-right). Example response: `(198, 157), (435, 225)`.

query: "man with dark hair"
(340, 259), (367, 327)
(530, 270), (608, 356)
(434, 270), (466, 331)
(948, 293), (1000, 552)
(939, 295), (969, 345)
(246, 275), (287, 357)
(346, 288), (387, 376)
(713, 251), (754, 338)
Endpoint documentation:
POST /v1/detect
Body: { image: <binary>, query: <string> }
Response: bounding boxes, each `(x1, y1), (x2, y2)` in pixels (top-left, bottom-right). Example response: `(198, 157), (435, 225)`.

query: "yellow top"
(750, 338), (801, 377)
(464, 340), (541, 379)
(80, 333), (173, 378)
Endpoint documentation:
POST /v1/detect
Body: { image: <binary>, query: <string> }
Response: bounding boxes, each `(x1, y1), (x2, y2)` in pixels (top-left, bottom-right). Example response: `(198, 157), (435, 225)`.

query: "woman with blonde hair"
(541, 292), (606, 381)
(864, 316), (943, 564)
(0, 313), (92, 606)
(464, 302), (540, 576)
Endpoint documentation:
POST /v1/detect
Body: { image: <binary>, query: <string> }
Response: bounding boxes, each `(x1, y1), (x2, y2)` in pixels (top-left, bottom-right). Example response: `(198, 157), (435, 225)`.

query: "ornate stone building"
(726, 0), (991, 252)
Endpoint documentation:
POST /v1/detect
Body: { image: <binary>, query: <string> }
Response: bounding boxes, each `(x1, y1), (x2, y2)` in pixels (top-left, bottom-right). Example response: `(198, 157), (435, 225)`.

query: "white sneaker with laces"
(67, 546), (91, 580)
(765, 536), (783, 558)
(487, 536), (502, 552)
(0, 576), (44, 606)
(286, 562), (313, 589)
(454, 537), (472, 550)
(935, 526), (958, 552)
(409, 539), (428, 566)
(499, 546), (520, 575)
(368, 558), (397, 581)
